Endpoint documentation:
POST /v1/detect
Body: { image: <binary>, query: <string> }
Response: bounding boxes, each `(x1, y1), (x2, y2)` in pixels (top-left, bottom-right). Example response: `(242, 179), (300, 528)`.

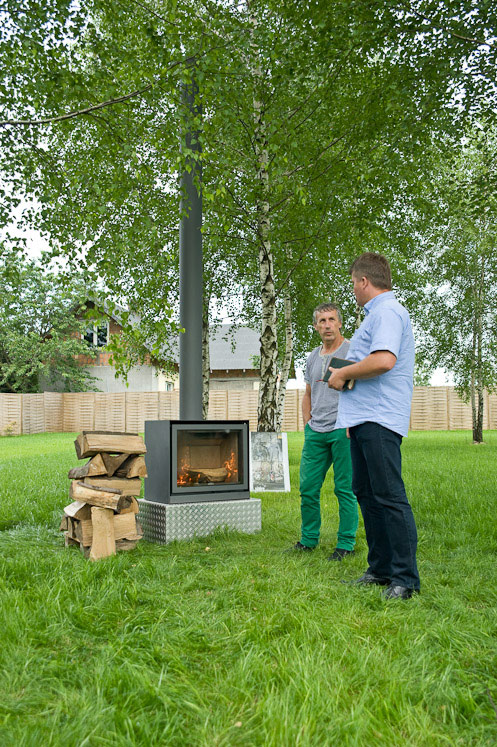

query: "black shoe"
(327, 548), (355, 561)
(346, 571), (391, 586)
(382, 584), (419, 600)
(285, 541), (314, 552)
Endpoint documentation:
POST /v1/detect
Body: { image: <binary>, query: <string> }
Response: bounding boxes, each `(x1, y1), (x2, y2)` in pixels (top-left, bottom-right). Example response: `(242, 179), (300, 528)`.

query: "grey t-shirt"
(304, 340), (350, 432)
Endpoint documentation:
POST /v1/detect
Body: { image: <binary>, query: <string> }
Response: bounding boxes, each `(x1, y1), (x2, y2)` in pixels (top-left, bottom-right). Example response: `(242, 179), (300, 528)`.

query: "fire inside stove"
(176, 429), (242, 488)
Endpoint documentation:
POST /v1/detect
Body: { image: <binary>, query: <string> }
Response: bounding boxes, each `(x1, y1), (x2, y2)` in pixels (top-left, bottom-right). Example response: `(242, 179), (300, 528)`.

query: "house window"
(96, 323), (108, 347)
(83, 322), (109, 348)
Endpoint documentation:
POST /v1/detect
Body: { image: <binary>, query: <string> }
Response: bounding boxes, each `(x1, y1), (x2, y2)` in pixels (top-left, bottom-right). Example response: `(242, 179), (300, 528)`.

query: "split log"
(74, 432), (146, 460)
(64, 533), (80, 547)
(63, 500), (92, 521)
(59, 516), (68, 532)
(65, 517), (78, 540)
(74, 512), (141, 546)
(68, 453), (107, 479)
(70, 481), (131, 513)
(101, 452), (130, 477)
(120, 497), (139, 515)
(89, 506), (116, 561)
(73, 519), (91, 547)
(83, 477), (142, 497)
(185, 466), (228, 483)
(115, 455), (148, 479)
(83, 538), (137, 555)
(115, 539), (138, 552)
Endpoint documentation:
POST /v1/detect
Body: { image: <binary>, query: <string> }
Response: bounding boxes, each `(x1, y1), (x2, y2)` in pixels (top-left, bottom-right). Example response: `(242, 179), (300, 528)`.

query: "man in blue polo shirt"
(327, 253), (420, 599)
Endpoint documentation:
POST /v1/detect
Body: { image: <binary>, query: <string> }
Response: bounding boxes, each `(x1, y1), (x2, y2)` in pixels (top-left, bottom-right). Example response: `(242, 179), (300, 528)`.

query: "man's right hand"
(327, 367), (347, 391)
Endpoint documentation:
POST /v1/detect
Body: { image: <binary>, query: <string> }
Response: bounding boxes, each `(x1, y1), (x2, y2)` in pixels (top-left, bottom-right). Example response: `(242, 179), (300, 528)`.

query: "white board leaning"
(249, 432), (290, 492)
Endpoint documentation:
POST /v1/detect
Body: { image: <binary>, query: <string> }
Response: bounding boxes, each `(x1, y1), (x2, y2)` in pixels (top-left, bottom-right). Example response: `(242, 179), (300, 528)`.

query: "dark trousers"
(350, 422), (420, 590)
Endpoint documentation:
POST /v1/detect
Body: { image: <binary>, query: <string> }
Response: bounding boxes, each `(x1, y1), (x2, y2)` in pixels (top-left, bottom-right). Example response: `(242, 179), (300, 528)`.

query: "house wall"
(86, 365), (174, 393)
(210, 378), (258, 391)
(74, 312), (261, 391)
(75, 319), (122, 366)
(209, 369), (259, 391)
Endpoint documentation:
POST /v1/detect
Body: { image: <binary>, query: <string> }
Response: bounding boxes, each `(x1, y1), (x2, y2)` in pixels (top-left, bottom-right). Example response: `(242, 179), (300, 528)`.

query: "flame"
(224, 450), (238, 482)
(177, 456), (190, 487)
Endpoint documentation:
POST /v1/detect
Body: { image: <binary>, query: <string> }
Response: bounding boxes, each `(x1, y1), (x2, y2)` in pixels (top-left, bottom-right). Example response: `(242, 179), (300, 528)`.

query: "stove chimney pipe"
(179, 72), (203, 420)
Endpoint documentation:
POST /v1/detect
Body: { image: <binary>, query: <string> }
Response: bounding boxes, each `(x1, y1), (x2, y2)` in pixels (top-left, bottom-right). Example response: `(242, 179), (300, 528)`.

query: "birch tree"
(415, 127), (497, 442)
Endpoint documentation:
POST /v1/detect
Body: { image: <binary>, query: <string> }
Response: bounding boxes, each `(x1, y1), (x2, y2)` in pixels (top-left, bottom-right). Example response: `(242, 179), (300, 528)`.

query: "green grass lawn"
(1, 431), (497, 746)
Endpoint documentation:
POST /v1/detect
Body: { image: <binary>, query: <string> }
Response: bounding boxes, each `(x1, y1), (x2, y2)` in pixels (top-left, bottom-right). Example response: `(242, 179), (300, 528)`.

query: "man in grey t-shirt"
(289, 303), (358, 559)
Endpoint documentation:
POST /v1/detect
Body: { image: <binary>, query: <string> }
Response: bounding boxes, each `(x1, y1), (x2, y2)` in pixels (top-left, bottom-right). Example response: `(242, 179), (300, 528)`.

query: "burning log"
(185, 467), (228, 483)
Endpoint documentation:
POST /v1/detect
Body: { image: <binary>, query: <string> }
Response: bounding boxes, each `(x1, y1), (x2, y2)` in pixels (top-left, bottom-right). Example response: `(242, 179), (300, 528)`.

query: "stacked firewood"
(60, 431), (147, 560)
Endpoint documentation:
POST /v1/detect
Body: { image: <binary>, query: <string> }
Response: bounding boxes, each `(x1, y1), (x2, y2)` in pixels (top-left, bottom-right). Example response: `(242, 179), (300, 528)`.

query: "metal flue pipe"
(179, 74), (203, 421)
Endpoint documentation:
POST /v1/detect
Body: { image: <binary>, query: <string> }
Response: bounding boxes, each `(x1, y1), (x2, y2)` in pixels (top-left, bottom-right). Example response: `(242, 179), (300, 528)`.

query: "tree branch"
(123, 0), (179, 26)
(273, 44), (356, 136)
(406, 4), (493, 47)
(0, 56), (192, 127)
(275, 190), (337, 295)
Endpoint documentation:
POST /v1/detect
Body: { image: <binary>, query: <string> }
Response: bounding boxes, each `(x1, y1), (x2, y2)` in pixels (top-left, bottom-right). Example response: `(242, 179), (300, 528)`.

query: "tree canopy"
(0, 253), (98, 392)
(1, 1), (497, 424)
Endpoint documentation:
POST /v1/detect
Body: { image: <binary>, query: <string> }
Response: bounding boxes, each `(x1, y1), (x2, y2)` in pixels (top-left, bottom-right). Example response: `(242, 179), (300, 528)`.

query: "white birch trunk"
(249, 8), (278, 432)
(470, 288), (477, 437)
(276, 286), (293, 432)
(257, 204), (278, 432)
(202, 300), (210, 420)
(473, 255), (485, 443)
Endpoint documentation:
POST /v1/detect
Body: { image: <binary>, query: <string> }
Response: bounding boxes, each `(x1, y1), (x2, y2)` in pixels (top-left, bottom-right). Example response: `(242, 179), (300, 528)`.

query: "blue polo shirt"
(335, 291), (414, 437)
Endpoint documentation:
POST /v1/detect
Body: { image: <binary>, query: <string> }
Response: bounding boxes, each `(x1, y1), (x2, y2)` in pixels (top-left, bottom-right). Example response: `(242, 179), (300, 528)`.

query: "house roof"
(209, 324), (260, 370)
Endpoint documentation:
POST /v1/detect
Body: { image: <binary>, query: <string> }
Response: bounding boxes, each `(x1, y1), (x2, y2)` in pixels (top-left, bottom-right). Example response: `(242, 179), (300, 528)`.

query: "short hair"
(313, 302), (342, 325)
(349, 253), (392, 290)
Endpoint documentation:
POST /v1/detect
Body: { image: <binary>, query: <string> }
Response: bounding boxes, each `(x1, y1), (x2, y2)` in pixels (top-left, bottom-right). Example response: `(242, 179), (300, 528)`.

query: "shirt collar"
(364, 290), (395, 315)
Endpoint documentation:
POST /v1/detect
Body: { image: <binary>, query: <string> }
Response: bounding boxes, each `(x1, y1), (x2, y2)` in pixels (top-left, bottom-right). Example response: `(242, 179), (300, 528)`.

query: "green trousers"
(299, 424), (358, 550)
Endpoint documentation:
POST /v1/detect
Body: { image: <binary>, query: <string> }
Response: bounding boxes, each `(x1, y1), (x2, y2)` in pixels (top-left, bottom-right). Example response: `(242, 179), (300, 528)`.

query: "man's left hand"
(327, 367), (346, 391)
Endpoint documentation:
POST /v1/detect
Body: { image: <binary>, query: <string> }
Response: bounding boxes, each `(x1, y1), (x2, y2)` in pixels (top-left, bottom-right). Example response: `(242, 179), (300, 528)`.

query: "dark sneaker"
(285, 541), (314, 552)
(382, 584), (419, 600)
(327, 548), (355, 561)
(346, 571), (391, 586)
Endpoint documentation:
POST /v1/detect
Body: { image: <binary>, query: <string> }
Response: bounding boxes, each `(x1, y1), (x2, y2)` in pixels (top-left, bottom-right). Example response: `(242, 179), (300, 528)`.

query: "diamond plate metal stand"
(138, 498), (261, 544)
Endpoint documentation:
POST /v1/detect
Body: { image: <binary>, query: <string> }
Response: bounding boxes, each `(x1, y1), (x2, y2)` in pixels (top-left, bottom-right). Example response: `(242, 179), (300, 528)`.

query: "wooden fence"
(1, 387), (497, 436)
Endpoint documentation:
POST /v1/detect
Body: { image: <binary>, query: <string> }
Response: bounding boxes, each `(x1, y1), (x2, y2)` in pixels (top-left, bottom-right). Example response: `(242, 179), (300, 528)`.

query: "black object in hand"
(322, 357), (355, 389)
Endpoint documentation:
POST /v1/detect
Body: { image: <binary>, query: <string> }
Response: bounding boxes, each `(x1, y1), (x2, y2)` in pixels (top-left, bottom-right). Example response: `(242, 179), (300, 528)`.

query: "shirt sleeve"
(369, 308), (404, 358)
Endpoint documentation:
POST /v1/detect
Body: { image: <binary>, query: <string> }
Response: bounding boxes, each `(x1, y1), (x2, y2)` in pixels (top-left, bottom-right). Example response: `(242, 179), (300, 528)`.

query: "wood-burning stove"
(144, 420), (250, 504)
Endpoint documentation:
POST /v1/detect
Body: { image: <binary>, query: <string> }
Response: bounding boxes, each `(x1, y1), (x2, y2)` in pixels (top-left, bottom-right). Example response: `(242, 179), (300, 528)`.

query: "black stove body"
(144, 420), (250, 504)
